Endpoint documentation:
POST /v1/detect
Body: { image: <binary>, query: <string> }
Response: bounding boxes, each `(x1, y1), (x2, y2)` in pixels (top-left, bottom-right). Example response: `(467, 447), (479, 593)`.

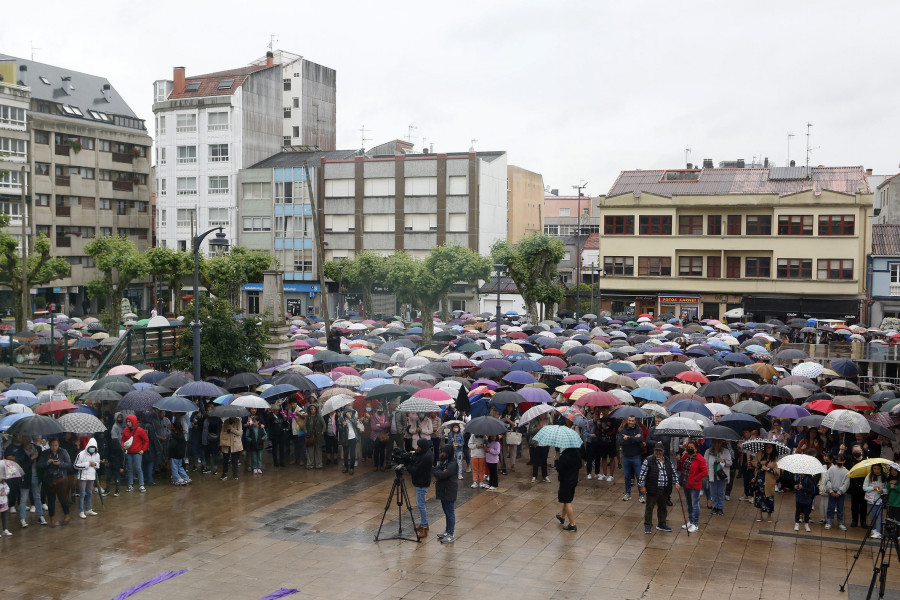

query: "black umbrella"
(701, 424), (741, 441)
(465, 416), (507, 436)
(659, 362), (690, 377)
(490, 391), (527, 405)
(177, 381), (224, 397)
(153, 395), (199, 413)
(159, 372), (194, 390)
(791, 414), (825, 428)
(752, 384), (794, 402)
(867, 420), (897, 441)
(271, 372), (317, 392)
(8, 415), (64, 436)
(694, 356), (724, 373)
(209, 404), (250, 418)
(119, 390), (163, 412)
(104, 381), (136, 394)
(365, 384), (413, 401)
(224, 372), (263, 391)
(0, 365), (25, 379)
(80, 388), (123, 403)
(94, 375), (134, 390)
(33, 374), (66, 388)
(775, 349), (809, 361)
(696, 379), (744, 398)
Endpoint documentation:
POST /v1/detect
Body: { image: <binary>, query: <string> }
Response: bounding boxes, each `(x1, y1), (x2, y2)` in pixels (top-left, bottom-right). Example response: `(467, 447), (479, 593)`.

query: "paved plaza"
(1, 460), (896, 600)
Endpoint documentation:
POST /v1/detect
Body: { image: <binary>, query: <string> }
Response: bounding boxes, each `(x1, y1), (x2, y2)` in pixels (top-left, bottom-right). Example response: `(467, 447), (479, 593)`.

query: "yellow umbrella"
(748, 363), (778, 380)
(847, 458), (900, 478)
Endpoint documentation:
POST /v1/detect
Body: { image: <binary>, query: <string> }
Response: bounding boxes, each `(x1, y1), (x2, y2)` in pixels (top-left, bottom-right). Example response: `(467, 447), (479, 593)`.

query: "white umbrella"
(642, 403), (669, 418)
(653, 416), (702, 436)
(777, 454), (826, 475)
(321, 394), (355, 415)
(518, 404), (555, 426)
(705, 403), (733, 417)
(674, 411), (714, 428)
(56, 379), (88, 395)
(230, 395), (270, 409)
(397, 397), (441, 413)
(4, 404), (33, 414)
(822, 409), (871, 434)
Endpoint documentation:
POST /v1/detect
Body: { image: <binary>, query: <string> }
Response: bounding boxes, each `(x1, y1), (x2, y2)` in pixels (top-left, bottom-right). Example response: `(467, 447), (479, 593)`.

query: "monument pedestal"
(260, 270), (293, 365)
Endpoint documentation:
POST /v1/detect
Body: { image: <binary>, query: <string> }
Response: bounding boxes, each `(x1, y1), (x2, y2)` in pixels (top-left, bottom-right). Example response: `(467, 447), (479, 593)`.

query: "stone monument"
(260, 270), (293, 364)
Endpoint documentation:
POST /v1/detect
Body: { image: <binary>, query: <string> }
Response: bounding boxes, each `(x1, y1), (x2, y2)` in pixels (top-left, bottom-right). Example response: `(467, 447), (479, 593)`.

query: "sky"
(4, 0), (900, 197)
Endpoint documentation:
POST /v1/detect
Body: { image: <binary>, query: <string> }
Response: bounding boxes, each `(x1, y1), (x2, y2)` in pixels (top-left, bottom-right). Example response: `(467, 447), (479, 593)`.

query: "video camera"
(391, 447), (414, 471)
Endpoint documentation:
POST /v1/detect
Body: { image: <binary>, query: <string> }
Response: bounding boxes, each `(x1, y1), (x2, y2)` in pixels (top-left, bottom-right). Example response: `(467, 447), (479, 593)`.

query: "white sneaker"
(839, 524), (847, 531)
(681, 524), (688, 529)
(544, 477), (552, 483)
(804, 523), (811, 532)
(606, 475), (614, 482)
(19, 519), (27, 528)
(42, 504), (48, 510)
(794, 522), (800, 531)
(29, 506), (35, 513)
(587, 473), (592, 480)
(871, 530), (882, 539)
(79, 512), (86, 519)
(688, 524), (698, 533)
(457, 475), (463, 480)
(480, 482), (489, 488)
(471, 483), (478, 489)
(725, 495), (730, 501)
(87, 510), (98, 516)
(1, 529), (11, 537)
(531, 477), (536, 483)
(38, 517), (47, 525)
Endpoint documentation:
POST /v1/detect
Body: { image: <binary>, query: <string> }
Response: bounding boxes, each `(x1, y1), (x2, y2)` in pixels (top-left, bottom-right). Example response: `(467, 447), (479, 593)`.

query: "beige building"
(591, 166), (872, 322)
(506, 165), (543, 242)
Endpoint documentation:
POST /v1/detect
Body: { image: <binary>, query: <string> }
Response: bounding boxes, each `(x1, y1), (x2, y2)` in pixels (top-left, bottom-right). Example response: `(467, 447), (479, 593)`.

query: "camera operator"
(407, 438), (434, 538)
(433, 443), (458, 543)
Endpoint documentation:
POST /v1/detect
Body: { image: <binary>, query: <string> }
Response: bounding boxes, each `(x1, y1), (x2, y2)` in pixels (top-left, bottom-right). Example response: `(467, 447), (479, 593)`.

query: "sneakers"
(638, 495), (646, 504)
(437, 532), (449, 539)
(825, 523), (832, 529)
(544, 477), (552, 483)
(79, 512), (87, 519)
(471, 483), (479, 489)
(19, 519), (27, 528)
(126, 486), (134, 493)
(688, 524), (698, 533)
(480, 482), (489, 488)
(139, 486), (146, 493)
(458, 474), (463, 480)
(622, 494), (632, 501)
(440, 535), (455, 543)
(38, 517), (47, 525)
(87, 510), (98, 516)
(656, 524), (672, 532)
(563, 524), (577, 532)
(839, 524), (847, 531)
(486, 486), (497, 490)
(1, 529), (11, 537)
(556, 513), (565, 524)
(794, 522), (800, 531)
(29, 506), (35, 513)
(587, 473), (592, 480)
(871, 530), (882, 539)
(804, 523), (811, 532)
(725, 495), (731, 501)
(606, 475), (614, 482)
(644, 526), (652, 534)
(531, 477), (536, 483)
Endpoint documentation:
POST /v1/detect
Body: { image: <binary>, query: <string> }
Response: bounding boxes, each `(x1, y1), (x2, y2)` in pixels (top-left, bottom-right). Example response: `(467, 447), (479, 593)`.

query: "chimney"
(790, 160), (796, 167)
(173, 67), (186, 95)
(266, 51), (274, 68)
(686, 162), (693, 169)
(703, 158), (713, 169)
(866, 168), (873, 176)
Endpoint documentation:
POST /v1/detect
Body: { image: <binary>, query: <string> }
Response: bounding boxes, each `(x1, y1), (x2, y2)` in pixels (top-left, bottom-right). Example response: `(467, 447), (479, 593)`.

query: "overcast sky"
(4, 0), (900, 196)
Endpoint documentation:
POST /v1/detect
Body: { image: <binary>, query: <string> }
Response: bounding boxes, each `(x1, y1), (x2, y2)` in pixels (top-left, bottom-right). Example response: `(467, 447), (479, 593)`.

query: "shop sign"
(658, 296), (700, 304)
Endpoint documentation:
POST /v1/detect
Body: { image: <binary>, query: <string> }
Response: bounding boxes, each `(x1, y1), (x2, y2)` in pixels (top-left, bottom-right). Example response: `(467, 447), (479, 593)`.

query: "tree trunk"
(440, 295), (450, 324)
(524, 298), (539, 325)
(418, 301), (434, 344)
(12, 283), (24, 332)
(109, 289), (123, 332)
(361, 286), (374, 320)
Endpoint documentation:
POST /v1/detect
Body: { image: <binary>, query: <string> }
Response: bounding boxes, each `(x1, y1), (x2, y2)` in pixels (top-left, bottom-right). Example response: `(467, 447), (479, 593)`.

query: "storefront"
(742, 296), (862, 324)
(658, 295), (700, 321)
(242, 282), (320, 317)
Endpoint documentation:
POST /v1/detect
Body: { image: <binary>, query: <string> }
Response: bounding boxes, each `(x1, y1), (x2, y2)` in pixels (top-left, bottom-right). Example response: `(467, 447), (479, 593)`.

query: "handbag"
(377, 431), (390, 443)
(305, 434), (316, 447)
(122, 435), (134, 450)
(505, 432), (522, 446)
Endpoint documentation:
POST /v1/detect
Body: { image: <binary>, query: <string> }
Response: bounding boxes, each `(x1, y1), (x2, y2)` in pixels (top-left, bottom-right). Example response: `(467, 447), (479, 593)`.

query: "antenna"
(406, 124), (417, 145)
(685, 145), (691, 166)
(787, 132), (794, 167)
(30, 40), (41, 61)
(360, 124), (372, 149)
(805, 122), (812, 173)
(422, 136), (427, 151)
(268, 34), (279, 52)
(470, 139), (478, 152)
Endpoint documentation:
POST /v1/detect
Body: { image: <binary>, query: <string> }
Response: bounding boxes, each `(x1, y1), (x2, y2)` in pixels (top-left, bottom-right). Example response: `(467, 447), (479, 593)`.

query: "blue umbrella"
(610, 406), (652, 419)
(153, 395), (198, 413)
(631, 387), (667, 403)
(132, 382), (153, 390)
(213, 394), (236, 405)
(8, 382), (38, 394)
(508, 359), (544, 373)
(608, 362), (636, 373)
(139, 371), (168, 384)
(668, 399), (713, 417)
(177, 381), (224, 398)
(0, 412), (33, 431)
(502, 371), (537, 385)
(359, 378), (392, 392)
(306, 374), (334, 389)
(830, 358), (859, 377)
(73, 405), (97, 415)
(718, 412), (761, 431)
(260, 384), (300, 401)
(362, 370), (391, 380)
(724, 352), (752, 365)
(3, 390), (39, 405)
(73, 337), (99, 349)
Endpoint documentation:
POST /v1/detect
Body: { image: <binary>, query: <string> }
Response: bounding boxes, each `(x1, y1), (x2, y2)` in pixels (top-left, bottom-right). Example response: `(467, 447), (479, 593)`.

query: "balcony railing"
(890, 283), (900, 297)
(112, 152), (133, 164)
(54, 145), (70, 156)
(112, 181), (133, 192)
(55, 205), (70, 217)
(55, 175), (70, 187)
(55, 236), (71, 247)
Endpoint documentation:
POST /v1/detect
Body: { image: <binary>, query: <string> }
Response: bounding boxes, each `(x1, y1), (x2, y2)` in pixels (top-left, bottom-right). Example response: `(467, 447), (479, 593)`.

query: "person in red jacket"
(122, 414), (149, 493)
(678, 440), (709, 533)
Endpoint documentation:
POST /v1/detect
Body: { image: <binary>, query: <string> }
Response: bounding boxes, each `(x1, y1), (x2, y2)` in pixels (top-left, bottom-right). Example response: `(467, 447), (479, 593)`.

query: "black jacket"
(556, 447), (582, 486)
(433, 444), (458, 502)
(407, 447), (434, 488)
(642, 456), (676, 496)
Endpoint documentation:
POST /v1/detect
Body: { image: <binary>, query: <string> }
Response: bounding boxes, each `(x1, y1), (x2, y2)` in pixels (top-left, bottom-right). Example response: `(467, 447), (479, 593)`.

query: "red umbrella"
(34, 400), (77, 415)
(556, 406), (585, 422)
(562, 383), (599, 398)
(573, 391), (620, 407)
(664, 393), (706, 407)
(538, 356), (567, 369)
(676, 371), (710, 384)
(804, 399), (839, 414)
(562, 374), (587, 384)
(542, 348), (564, 356)
(450, 359), (476, 369)
(412, 388), (452, 402)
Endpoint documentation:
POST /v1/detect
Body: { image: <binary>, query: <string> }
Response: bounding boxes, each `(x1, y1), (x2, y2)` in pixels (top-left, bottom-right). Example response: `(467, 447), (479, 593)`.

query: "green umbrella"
(532, 425), (583, 449)
(135, 319), (150, 326)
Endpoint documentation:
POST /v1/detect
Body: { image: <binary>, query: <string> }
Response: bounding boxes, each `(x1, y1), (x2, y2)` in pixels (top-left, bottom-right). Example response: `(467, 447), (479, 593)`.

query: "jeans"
(685, 488), (700, 525)
(827, 493), (845, 525)
(19, 475), (43, 520)
(414, 486), (428, 526)
(142, 456), (155, 485)
(78, 480), (94, 513)
(170, 458), (189, 482)
(343, 439), (357, 469)
(709, 479), (727, 510)
(869, 501), (884, 533)
(623, 455), (642, 495)
(441, 499), (455, 535)
(126, 453), (144, 487)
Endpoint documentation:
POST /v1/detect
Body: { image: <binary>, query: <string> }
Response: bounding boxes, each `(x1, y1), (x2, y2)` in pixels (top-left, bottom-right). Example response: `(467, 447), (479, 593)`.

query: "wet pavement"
(1, 454), (898, 600)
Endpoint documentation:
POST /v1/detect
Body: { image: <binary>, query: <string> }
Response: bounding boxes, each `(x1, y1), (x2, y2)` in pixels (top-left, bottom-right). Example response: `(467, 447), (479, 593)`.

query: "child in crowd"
(485, 435), (502, 490)
(824, 453), (850, 530)
(449, 424), (464, 480)
(468, 434), (486, 489)
(0, 478), (10, 536)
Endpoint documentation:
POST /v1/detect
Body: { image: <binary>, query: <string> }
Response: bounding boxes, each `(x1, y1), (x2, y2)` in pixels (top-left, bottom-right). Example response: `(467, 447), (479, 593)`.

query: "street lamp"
(337, 263), (344, 319)
(493, 263), (504, 348)
(572, 181), (588, 322)
(192, 227), (229, 381)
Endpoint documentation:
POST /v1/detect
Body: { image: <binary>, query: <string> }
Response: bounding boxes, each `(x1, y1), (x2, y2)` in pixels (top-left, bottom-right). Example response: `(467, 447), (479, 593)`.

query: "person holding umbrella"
(793, 449), (820, 532)
(303, 404), (325, 469)
(528, 414), (551, 483)
(337, 406), (360, 475)
(4, 436), (46, 527)
(752, 443), (781, 523)
(678, 440), (708, 533)
(863, 463), (887, 538)
(37, 437), (72, 527)
(705, 439), (733, 516)
(638, 441), (680, 534)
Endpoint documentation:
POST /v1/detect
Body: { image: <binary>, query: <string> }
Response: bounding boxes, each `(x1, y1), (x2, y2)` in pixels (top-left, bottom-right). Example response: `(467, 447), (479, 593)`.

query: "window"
(207, 112), (228, 131)
(184, 82), (201, 92)
(79, 137), (95, 150)
(157, 116), (166, 135)
(637, 257), (671, 276)
(746, 215), (772, 235)
(283, 78), (291, 91)
(404, 177), (438, 196)
(35, 194), (50, 206)
(284, 107), (291, 118)
(638, 215), (672, 235)
(293, 98), (300, 108)
(707, 256), (721, 278)
(726, 256), (741, 278)
(678, 256), (703, 276)
(292, 126), (299, 138)
(0, 201), (21, 217)
(0, 137), (26, 159)
(35, 162), (50, 176)
(178, 240), (187, 251)
(98, 140), (111, 152)
(99, 169), (110, 181)
(544, 224), (559, 236)
(777, 258), (812, 279)
(726, 215), (741, 235)
(819, 215), (855, 236)
(100, 227), (112, 236)
(208, 176), (229, 194)
(283, 136), (291, 146)
(176, 113), (197, 132)
(0, 170), (22, 189)
(403, 213), (437, 232)
(176, 209), (195, 227)
(158, 147), (166, 165)
(208, 207), (228, 227)
(275, 215), (308, 237)
(217, 79), (234, 90)
(275, 182), (293, 204)
(243, 182), (271, 200)
(117, 200), (128, 215)
(448, 176), (467, 195)
(34, 130), (50, 144)
(324, 214), (355, 232)
(817, 259), (853, 280)
(745, 257), (771, 278)
(293, 254), (313, 272)
(158, 209), (166, 227)
(777, 215), (812, 235)
(662, 170), (700, 181)
(99, 198), (111, 210)
(81, 197), (95, 209)
(363, 178), (396, 196)
(176, 146), (197, 164)
(0, 106), (26, 127)
(558, 207), (570, 217)
(604, 215), (634, 235)
(176, 177), (197, 195)
(448, 213), (466, 231)
(36, 225), (51, 237)
(604, 256), (634, 276)
(678, 215), (703, 235)
(891, 264), (900, 284)
(208, 144), (229, 162)
(325, 179), (355, 197)
(363, 214), (394, 232)
(243, 217), (271, 232)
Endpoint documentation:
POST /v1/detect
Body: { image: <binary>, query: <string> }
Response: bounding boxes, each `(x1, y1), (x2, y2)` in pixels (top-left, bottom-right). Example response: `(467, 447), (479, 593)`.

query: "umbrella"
(573, 391), (620, 408)
(653, 416), (702, 437)
(32, 374), (66, 388)
(57, 412), (107, 434)
(366, 385), (413, 401)
(153, 395), (198, 413)
(260, 384), (300, 402)
(0, 366), (24, 379)
(34, 400), (77, 415)
(867, 420), (897, 441)
(230, 395), (270, 409)
(848, 458), (900, 479)
(0, 459), (25, 479)
(677, 411), (714, 428)
(9, 382), (38, 394)
(518, 404), (556, 425)
(791, 415), (825, 428)
(108, 364), (139, 376)
(701, 424), (741, 441)
(791, 362), (825, 378)
(825, 379), (861, 393)
(465, 416), (507, 436)
(830, 358), (859, 377)
(209, 404), (250, 418)
(490, 391), (527, 405)
(668, 399), (712, 417)
(696, 379), (744, 397)
(611, 406), (653, 419)
(80, 388), (123, 403)
(322, 394), (355, 415)
(0, 412), (33, 431)
(2, 404), (33, 415)
(731, 400), (771, 416)
(777, 454), (826, 475)
(119, 390), (163, 412)
(718, 412), (761, 431)
(532, 425), (583, 449)
(177, 381), (224, 397)
(397, 397), (441, 413)
(740, 439), (791, 457)
(822, 409), (871, 434)
(8, 415), (64, 436)
(159, 373), (195, 390)
(767, 405), (811, 419)
(676, 371), (710, 384)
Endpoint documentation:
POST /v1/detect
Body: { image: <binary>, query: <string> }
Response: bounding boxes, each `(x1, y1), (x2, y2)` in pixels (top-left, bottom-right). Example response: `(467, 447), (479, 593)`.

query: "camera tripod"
(840, 497), (900, 599)
(374, 467), (421, 543)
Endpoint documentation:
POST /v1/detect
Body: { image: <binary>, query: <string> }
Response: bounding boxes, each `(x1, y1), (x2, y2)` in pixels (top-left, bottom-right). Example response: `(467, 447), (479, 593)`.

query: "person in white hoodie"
(74, 438), (101, 519)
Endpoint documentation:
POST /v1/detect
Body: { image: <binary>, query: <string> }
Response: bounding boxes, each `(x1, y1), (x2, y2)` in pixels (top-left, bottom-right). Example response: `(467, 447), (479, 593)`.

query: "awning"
(743, 296), (861, 320)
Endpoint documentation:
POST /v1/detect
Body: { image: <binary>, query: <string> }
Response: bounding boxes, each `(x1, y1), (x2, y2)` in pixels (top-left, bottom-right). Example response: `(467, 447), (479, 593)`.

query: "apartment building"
(543, 194), (598, 283)
(593, 166), (872, 322)
(0, 53), (153, 315)
(507, 165), (544, 242)
(153, 51), (336, 254)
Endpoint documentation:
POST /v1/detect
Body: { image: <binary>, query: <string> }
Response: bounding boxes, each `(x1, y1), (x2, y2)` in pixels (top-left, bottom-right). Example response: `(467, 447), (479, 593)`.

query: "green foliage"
(173, 296), (271, 377)
(146, 246), (193, 313)
(84, 235), (148, 328)
(881, 317), (900, 331)
(0, 213), (71, 330)
(323, 251), (388, 317)
(491, 234), (566, 323)
(34, 296), (47, 309)
(570, 282), (595, 316)
(202, 246), (275, 304)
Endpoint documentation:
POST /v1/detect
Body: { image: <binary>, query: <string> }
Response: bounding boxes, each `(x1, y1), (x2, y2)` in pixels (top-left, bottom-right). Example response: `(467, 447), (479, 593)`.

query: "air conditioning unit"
(405, 226), (413, 231)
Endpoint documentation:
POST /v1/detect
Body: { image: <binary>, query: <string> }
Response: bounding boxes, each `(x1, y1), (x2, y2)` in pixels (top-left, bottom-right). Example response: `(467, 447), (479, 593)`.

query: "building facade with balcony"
(543, 194), (598, 284)
(0, 54), (153, 315)
(593, 166), (873, 322)
(868, 224), (900, 326)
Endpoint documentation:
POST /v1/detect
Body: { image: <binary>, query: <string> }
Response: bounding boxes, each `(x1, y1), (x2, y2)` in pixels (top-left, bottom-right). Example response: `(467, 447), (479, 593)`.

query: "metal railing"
(91, 324), (184, 379)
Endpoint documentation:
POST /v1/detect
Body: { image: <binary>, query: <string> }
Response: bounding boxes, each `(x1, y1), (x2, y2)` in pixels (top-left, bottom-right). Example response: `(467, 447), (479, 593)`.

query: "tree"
(323, 251), (387, 318)
(173, 296), (271, 377)
(202, 246), (275, 306)
(383, 245), (491, 343)
(491, 234), (566, 324)
(84, 235), (148, 329)
(0, 214), (70, 330)
(145, 246), (192, 314)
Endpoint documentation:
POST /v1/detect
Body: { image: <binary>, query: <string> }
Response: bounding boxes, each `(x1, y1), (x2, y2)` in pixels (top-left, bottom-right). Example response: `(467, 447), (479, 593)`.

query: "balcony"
(113, 181), (133, 192)
(112, 152), (133, 164)
(55, 175), (70, 187)
(55, 205), (70, 217)
(891, 283), (900, 297)
(54, 145), (70, 157)
(55, 236), (71, 248)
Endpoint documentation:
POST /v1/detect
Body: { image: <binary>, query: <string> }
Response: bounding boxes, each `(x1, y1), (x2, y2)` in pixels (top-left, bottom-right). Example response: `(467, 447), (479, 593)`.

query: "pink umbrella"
(412, 388), (452, 402)
(108, 364), (139, 376)
(329, 367), (360, 378)
(573, 391), (620, 407)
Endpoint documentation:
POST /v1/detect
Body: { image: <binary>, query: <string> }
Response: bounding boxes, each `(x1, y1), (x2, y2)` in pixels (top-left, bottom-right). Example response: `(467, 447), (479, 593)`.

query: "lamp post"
(493, 263), (504, 348)
(192, 227), (229, 381)
(596, 264), (603, 320)
(337, 263), (344, 319)
(572, 181), (588, 322)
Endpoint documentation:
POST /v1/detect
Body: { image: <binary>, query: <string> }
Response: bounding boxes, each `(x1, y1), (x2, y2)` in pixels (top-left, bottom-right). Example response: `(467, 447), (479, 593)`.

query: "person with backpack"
(121, 414), (149, 493)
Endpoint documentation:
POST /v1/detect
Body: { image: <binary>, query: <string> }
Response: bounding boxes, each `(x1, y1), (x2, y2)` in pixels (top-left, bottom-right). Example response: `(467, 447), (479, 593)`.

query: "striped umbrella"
(532, 425), (583, 449)
(397, 397), (441, 413)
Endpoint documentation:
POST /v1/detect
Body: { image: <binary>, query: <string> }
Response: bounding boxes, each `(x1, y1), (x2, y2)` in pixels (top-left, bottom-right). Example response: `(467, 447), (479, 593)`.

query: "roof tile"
(167, 65), (272, 100)
(872, 224), (900, 256)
